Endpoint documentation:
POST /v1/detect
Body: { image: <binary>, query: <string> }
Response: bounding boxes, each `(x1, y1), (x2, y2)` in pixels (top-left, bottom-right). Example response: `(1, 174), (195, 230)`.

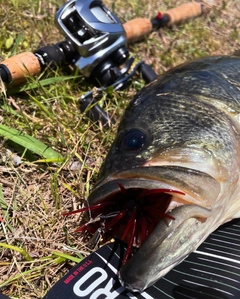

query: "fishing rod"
(0, 1), (206, 128)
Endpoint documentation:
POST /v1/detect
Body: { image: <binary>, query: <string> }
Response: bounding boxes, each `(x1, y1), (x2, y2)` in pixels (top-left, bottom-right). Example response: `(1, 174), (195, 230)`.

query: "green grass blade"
(0, 124), (63, 160)
(0, 242), (32, 261)
(52, 251), (84, 263)
(0, 103), (21, 117)
(11, 33), (23, 56)
(0, 260), (54, 288)
(8, 75), (80, 95)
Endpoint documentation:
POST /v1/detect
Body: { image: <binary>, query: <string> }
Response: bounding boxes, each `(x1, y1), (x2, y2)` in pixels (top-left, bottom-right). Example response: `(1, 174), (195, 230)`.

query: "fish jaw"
(117, 173), (240, 292)
(118, 204), (214, 292)
(88, 166), (221, 209)
(87, 166), (223, 290)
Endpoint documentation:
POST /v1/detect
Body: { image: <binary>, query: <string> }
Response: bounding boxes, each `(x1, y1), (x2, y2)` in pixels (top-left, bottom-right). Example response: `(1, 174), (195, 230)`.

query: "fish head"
(86, 57), (240, 291)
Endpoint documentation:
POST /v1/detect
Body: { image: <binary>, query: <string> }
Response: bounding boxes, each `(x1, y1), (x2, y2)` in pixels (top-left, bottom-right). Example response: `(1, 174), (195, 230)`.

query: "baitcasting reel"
(54, 0), (157, 126)
(55, 0), (130, 85)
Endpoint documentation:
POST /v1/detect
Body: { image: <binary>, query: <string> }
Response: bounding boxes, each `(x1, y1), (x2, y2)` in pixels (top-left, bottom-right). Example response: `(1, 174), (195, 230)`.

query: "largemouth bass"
(80, 56), (240, 292)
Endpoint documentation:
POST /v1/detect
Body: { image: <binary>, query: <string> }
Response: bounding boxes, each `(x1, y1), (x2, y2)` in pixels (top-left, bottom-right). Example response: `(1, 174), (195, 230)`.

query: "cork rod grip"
(1, 52), (41, 84)
(123, 2), (203, 43)
(166, 2), (203, 25)
(123, 18), (152, 43)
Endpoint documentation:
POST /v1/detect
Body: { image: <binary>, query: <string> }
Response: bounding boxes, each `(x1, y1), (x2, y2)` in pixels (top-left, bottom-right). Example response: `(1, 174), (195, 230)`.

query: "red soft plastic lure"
(64, 184), (185, 264)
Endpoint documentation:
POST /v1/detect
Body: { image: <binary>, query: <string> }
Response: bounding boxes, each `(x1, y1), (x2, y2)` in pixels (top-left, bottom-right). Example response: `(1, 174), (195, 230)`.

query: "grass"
(0, 0), (240, 298)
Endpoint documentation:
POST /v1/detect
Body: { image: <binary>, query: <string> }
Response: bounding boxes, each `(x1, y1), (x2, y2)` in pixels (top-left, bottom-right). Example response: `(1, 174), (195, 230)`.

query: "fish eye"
(117, 129), (146, 151)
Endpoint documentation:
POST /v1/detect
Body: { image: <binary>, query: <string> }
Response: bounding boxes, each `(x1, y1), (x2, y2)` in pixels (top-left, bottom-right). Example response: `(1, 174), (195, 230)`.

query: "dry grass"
(0, 0), (240, 298)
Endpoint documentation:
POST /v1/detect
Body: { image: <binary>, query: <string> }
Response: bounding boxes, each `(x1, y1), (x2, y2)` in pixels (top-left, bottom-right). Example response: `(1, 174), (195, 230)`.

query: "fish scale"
(86, 56), (240, 292)
(134, 57), (240, 111)
(117, 93), (237, 172)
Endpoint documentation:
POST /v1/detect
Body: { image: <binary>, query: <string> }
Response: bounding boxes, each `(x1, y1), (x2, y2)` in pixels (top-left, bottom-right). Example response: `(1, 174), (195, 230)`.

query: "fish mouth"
(84, 166), (219, 291)
(87, 178), (206, 247)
